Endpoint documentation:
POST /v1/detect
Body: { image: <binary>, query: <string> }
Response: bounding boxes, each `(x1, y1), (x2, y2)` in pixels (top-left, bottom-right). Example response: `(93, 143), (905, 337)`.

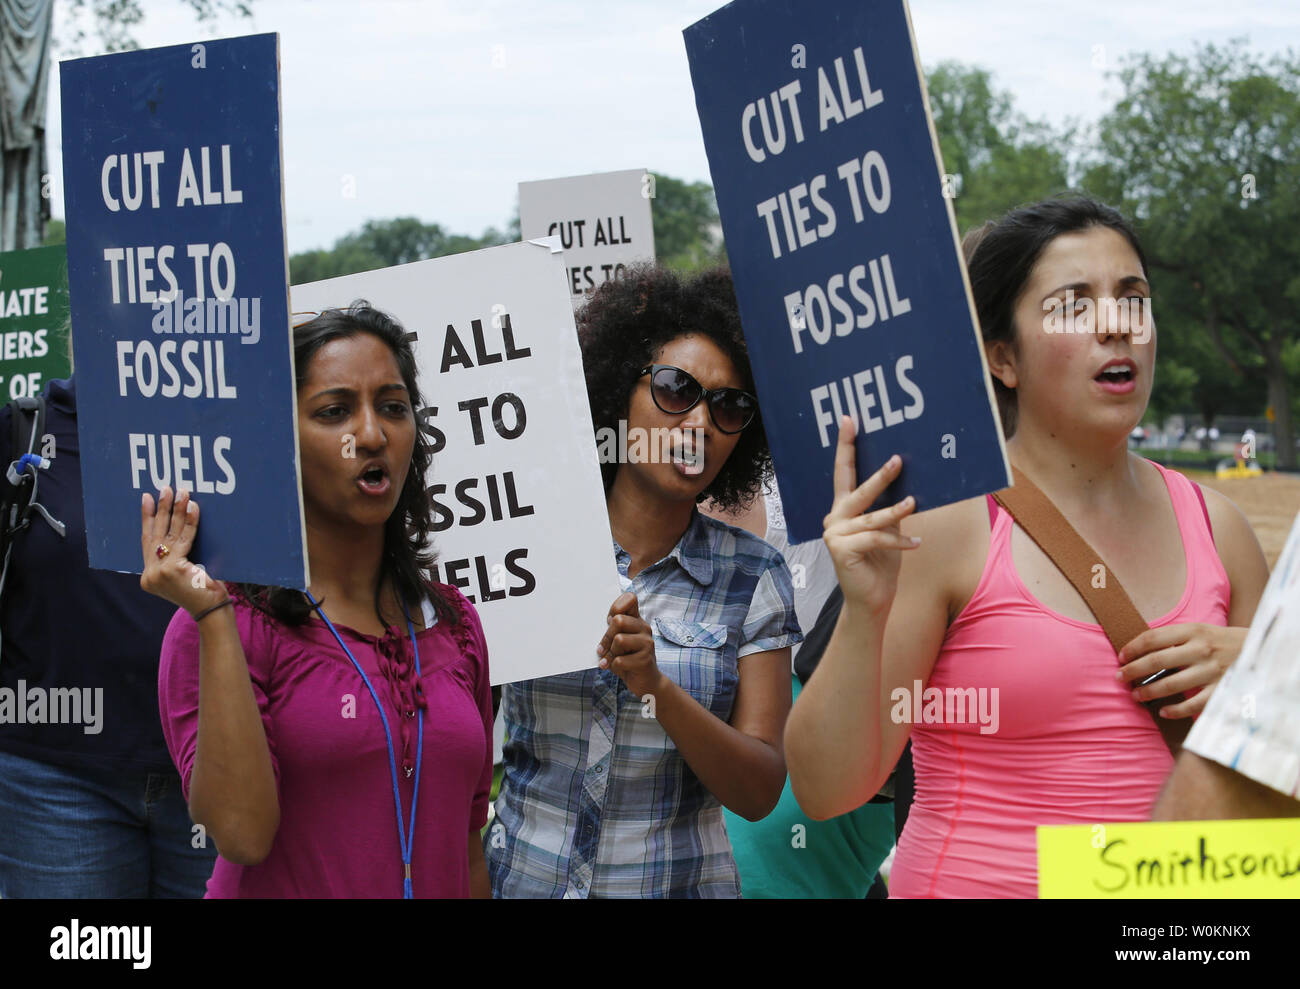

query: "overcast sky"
(43, 0), (1300, 255)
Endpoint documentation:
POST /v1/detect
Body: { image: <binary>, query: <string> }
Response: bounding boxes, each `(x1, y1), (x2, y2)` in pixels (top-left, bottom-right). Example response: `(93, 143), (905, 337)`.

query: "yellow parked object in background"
(1216, 457), (1264, 479)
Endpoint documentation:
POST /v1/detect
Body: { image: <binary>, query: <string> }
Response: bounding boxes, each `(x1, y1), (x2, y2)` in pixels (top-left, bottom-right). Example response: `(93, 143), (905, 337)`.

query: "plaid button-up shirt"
(486, 509), (801, 898)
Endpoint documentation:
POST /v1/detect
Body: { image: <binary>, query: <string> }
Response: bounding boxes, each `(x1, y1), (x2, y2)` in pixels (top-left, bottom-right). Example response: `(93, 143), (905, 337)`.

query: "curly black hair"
(576, 263), (771, 513)
(231, 301), (460, 631)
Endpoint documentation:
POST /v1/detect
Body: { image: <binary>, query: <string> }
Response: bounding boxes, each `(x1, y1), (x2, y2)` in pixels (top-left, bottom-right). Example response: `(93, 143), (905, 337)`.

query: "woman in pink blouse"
(141, 303), (493, 898)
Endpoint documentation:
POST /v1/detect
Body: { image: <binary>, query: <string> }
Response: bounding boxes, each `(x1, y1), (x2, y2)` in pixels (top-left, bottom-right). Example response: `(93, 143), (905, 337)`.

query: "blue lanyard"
(305, 590), (424, 899)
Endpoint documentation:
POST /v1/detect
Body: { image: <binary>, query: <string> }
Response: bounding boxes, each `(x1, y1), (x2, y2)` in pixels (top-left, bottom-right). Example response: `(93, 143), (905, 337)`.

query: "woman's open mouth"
(1094, 360), (1136, 394)
(356, 464), (392, 496)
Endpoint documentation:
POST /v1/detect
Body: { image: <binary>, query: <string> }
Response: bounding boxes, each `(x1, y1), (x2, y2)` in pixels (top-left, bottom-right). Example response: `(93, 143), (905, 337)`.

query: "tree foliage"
(42, 218), (65, 247)
(288, 217), (509, 283)
(1083, 41), (1300, 465)
(58, 0), (253, 54)
(650, 174), (725, 271)
(286, 174), (726, 284)
(924, 53), (1299, 458)
(925, 62), (1071, 232)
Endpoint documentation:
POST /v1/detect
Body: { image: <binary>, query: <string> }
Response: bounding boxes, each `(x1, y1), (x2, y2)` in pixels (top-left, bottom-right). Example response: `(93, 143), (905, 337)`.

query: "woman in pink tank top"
(785, 197), (1271, 898)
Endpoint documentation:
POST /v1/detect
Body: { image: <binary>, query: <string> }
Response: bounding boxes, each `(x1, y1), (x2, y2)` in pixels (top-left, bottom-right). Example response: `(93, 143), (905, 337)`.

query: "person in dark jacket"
(0, 373), (216, 897)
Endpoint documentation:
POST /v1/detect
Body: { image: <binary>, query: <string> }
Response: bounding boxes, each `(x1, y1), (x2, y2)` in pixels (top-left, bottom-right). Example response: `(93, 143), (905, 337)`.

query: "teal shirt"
(724, 675), (895, 898)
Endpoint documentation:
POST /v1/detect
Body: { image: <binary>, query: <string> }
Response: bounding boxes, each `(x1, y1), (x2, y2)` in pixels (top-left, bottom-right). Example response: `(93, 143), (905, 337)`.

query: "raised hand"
(139, 485), (230, 617)
(823, 415), (921, 618)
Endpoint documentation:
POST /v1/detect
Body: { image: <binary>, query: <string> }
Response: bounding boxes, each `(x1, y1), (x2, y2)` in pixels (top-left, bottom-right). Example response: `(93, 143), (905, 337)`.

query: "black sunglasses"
(638, 364), (758, 435)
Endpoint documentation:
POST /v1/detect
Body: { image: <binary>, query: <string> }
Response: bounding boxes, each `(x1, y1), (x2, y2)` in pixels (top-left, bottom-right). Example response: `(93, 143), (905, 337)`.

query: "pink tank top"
(889, 462), (1230, 898)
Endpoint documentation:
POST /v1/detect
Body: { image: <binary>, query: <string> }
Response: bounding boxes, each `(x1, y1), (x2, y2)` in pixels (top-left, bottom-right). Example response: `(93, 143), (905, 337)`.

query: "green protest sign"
(0, 245), (71, 399)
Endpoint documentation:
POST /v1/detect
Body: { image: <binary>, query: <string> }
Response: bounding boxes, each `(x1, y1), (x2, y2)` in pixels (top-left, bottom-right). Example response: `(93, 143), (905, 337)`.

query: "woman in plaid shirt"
(485, 264), (801, 897)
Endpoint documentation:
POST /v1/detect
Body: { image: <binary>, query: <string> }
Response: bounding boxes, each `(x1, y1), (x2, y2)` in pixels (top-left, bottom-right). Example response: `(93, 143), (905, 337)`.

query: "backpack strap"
(7, 399), (18, 469)
(992, 466), (1189, 755)
(5, 396), (44, 472)
(3, 396), (63, 540)
(1, 395), (53, 665)
(4, 398), (38, 517)
(993, 467), (1147, 652)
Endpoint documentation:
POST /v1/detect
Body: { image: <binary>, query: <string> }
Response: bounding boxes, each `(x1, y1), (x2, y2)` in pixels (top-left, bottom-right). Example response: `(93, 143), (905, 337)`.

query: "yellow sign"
(1038, 819), (1300, 898)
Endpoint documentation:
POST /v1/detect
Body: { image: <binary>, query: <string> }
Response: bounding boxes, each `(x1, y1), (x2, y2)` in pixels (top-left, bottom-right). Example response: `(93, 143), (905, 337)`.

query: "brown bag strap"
(992, 466), (1189, 755)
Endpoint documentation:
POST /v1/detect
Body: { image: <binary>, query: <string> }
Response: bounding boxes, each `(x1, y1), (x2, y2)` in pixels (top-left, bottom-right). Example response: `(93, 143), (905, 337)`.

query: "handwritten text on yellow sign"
(1038, 818), (1300, 898)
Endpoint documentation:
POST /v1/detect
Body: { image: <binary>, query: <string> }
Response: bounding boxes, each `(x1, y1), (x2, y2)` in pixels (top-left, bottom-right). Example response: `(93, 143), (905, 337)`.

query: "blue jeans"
(0, 748), (217, 898)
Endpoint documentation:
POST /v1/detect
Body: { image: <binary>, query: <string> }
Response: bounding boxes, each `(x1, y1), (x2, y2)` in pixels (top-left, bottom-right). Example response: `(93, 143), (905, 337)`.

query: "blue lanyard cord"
(305, 590), (424, 899)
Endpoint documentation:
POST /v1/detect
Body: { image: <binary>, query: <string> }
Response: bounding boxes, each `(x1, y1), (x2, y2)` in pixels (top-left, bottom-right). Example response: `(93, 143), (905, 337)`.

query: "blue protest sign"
(684, 0), (1010, 543)
(60, 33), (306, 587)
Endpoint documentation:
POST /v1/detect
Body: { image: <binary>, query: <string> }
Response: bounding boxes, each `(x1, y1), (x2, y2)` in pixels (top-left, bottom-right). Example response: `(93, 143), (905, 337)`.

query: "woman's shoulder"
(1154, 465), (1270, 613)
(900, 492), (992, 547)
(696, 509), (790, 570)
(425, 581), (489, 663)
(898, 493), (995, 616)
(159, 595), (280, 685)
(425, 580), (478, 625)
(1139, 456), (1254, 545)
(1187, 475), (1252, 541)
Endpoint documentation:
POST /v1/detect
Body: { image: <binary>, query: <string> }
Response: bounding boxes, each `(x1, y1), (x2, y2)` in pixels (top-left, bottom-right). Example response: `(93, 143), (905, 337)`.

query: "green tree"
(1084, 41), (1300, 467)
(287, 244), (384, 284)
(289, 217), (509, 282)
(339, 216), (508, 267)
(1143, 355), (1198, 427)
(1104, 198), (1262, 432)
(38, 1), (257, 244)
(650, 175), (725, 271)
(59, 0), (252, 54)
(925, 62), (1071, 232)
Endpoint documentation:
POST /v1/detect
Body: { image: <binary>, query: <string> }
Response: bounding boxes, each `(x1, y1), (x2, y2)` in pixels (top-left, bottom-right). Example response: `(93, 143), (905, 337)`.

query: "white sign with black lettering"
(518, 167), (656, 305)
(292, 241), (621, 685)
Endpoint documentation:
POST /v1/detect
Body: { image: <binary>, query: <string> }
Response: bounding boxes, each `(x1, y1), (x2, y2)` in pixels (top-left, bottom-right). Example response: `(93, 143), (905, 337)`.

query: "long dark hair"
(965, 196), (1149, 437)
(576, 263), (771, 512)
(232, 301), (459, 630)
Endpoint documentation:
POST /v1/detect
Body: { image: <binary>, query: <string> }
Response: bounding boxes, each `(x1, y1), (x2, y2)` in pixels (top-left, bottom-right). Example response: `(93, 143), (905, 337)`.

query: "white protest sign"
(518, 167), (656, 305)
(292, 240), (622, 685)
